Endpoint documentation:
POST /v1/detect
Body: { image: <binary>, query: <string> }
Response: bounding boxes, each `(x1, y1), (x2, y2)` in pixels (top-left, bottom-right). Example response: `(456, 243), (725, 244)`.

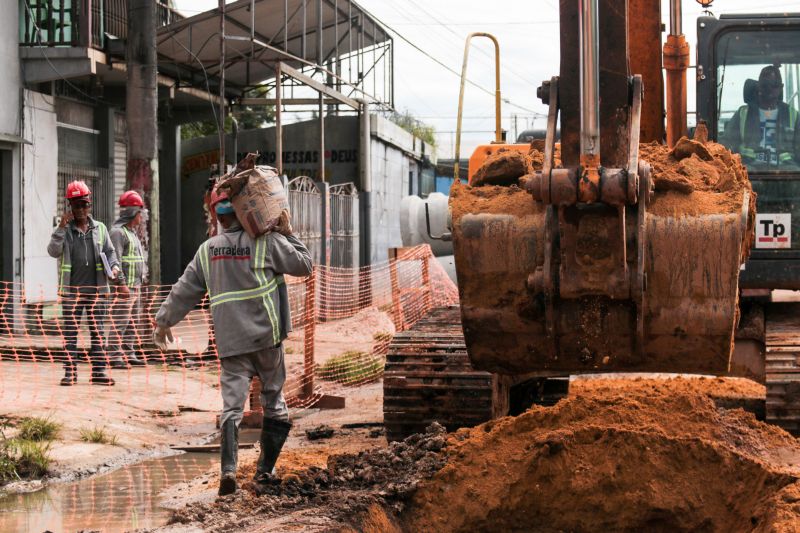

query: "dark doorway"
(0, 149), (13, 282)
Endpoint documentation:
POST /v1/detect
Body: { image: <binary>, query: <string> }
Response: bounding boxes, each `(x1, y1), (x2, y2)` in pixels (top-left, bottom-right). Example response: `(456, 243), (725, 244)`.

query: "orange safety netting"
(0, 245), (457, 413)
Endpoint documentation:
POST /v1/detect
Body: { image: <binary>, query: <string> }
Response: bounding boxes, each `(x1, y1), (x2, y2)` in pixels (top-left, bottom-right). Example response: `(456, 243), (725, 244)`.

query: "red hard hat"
(119, 190), (145, 207)
(209, 186), (229, 207)
(66, 180), (91, 200)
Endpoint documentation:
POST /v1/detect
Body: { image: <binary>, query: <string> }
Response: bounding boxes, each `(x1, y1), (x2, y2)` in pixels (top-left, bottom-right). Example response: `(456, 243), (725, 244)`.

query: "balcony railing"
(20, 0), (182, 48)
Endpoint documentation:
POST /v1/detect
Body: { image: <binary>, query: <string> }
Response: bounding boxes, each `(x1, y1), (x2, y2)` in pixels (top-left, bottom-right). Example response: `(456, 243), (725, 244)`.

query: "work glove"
(275, 210), (293, 236)
(153, 324), (174, 351)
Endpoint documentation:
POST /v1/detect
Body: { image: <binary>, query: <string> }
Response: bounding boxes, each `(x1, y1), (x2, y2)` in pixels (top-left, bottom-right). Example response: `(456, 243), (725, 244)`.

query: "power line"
(382, 21), (559, 26)
(402, 0), (543, 87)
(413, 114), (540, 119)
(365, 8), (543, 115)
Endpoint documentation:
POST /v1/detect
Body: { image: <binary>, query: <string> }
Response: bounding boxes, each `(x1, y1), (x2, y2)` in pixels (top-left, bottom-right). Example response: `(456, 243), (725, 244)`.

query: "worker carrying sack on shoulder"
(216, 152), (292, 238)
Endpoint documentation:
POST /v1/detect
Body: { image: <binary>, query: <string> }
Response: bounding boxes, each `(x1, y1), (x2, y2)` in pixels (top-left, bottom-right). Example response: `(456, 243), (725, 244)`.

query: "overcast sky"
(173, 0), (798, 158)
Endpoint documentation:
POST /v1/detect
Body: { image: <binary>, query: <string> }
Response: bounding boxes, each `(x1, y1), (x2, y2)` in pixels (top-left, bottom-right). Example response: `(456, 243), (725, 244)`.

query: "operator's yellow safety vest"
(737, 104), (798, 163)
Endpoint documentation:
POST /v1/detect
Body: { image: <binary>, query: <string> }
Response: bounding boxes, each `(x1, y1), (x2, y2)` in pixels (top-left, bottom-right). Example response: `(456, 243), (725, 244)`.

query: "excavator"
(383, 0), (800, 440)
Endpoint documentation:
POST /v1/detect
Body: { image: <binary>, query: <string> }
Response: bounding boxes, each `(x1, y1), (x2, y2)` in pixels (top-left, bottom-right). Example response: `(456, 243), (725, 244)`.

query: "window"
(715, 29), (800, 173)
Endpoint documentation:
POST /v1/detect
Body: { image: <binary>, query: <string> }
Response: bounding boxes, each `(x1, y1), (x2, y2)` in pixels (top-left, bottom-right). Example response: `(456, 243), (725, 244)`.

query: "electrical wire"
(401, 0), (543, 87)
(362, 7), (543, 115)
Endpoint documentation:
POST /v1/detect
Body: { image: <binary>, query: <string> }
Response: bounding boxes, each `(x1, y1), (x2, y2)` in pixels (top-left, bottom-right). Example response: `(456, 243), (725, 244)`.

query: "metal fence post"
(302, 270), (316, 398)
(388, 248), (406, 331)
(316, 180), (330, 321)
(421, 251), (432, 313)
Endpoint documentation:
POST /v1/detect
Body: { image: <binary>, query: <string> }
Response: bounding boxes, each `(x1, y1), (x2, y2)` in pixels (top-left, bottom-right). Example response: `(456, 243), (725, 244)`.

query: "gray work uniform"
(47, 217), (121, 367)
(155, 223), (312, 426)
(107, 224), (148, 361)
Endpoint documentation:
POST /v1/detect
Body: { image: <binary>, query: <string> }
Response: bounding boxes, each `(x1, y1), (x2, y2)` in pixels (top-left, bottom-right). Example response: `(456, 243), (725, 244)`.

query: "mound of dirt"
(471, 149), (530, 187)
(401, 379), (800, 533)
(464, 139), (752, 219)
(570, 375), (766, 400)
(642, 139), (754, 218)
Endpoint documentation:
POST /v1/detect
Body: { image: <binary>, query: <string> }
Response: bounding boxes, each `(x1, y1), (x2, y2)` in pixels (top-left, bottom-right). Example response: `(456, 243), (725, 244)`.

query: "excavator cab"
(697, 13), (800, 287)
(696, 13), (800, 433)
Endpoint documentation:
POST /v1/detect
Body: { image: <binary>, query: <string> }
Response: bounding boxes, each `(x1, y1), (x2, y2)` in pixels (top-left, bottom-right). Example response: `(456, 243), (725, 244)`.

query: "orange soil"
(402, 377), (800, 532)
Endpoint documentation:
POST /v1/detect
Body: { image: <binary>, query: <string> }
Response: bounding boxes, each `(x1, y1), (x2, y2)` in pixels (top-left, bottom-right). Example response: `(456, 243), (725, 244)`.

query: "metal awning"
(157, 0), (391, 97)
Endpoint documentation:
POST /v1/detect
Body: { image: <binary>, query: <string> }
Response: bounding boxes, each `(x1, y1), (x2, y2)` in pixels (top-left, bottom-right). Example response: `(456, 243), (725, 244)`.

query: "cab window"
(715, 30), (800, 173)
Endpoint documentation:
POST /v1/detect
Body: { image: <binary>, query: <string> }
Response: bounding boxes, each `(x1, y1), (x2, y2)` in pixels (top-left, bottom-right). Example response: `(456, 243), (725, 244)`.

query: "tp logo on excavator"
(755, 214), (791, 249)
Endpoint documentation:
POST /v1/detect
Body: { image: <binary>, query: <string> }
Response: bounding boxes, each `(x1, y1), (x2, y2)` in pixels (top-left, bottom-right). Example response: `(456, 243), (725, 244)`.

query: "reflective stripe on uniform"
(254, 235), (281, 346)
(209, 279), (277, 307)
(739, 105), (748, 142)
(200, 242), (211, 289)
(96, 222), (107, 274)
(59, 265), (70, 288)
(121, 226), (145, 287)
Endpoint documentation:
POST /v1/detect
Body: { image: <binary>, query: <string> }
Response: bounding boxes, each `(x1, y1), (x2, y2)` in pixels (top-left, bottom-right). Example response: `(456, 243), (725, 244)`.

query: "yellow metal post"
(454, 32), (501, 180)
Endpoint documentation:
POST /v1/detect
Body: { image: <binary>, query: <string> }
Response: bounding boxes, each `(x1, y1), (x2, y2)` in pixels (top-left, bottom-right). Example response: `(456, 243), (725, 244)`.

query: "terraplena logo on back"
(210, 245), (251, 260)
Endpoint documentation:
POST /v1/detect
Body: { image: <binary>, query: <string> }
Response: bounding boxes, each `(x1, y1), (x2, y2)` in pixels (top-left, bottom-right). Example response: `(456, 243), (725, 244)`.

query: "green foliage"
(79, 426), (119, 446)
(181, 86), (275, 140)
(373, 331), (393, 343)
(8, 440), (51, 479)
(0, 426), (52, 482)
(318, 351), (384, 386)
(388, 109), (437, 146)
(17, 416), (61, 442)
(0, 435), (17, 482)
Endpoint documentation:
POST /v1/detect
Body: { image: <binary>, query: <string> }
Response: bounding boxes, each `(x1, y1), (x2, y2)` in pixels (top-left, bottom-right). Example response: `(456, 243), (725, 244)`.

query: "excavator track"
(383, 306), (496, 441)
(765, 303), (800, 436)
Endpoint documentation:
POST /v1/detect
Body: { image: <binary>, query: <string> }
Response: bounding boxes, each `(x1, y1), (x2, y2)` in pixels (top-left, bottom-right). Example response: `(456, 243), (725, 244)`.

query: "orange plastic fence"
(0, 245), (458, 410)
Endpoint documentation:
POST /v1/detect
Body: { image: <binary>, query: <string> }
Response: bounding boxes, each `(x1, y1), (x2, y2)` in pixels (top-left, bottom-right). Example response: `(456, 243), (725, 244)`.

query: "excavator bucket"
(451, 179), (752, 376)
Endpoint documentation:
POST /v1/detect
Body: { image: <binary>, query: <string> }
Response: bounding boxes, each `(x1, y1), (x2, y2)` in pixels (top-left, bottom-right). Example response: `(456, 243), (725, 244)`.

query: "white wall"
(22, 90), (58, 302)
(0, 0), (21, 138)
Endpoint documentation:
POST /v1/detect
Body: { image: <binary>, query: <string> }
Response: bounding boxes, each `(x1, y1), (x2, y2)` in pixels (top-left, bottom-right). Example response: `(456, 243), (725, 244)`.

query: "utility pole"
(126, 0), (160, 283)
(218, 0), (226, 172)
(513, 113), (518, 142)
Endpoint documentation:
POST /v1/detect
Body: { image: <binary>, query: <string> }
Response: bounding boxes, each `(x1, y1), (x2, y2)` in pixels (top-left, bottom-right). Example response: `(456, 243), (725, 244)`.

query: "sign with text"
(755, 213), (791, 249)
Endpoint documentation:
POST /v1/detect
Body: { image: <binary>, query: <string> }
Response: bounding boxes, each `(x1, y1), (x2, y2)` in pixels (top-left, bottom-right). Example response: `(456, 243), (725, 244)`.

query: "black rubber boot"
(218, 419), (239, 496)
(60, 363), (77, 386)
(126, 354), (146, 367)
(253, 418), (292, 496)
(89, 367), (115, 386)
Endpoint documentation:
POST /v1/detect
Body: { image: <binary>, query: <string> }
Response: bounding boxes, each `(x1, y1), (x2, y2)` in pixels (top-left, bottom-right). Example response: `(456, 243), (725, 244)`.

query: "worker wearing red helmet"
(47, 180), (129, 386)
(106, 191), (148, 368)
(154, 181), (312, 497)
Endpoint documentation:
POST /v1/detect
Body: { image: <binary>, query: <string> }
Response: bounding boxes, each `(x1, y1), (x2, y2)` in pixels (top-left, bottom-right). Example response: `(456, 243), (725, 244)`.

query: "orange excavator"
(385, 0), (800, 440)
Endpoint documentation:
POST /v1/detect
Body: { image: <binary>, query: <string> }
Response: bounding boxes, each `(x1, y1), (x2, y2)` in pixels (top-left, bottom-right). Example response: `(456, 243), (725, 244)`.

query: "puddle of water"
(0, 452), (217, 533)
(0, 429), (262, 532)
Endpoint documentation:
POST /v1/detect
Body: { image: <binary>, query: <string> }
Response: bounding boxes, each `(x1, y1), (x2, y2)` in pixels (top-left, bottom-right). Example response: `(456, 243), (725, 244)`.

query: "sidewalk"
(0, 360), (221, 480)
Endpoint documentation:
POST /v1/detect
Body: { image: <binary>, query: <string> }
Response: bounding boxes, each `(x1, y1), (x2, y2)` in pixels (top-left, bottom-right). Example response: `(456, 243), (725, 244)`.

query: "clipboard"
(99, 252), (115, 279)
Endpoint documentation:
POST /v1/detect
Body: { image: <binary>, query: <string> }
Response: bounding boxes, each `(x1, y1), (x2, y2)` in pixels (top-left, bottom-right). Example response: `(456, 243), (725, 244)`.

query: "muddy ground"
(151, 375), (800, 533)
